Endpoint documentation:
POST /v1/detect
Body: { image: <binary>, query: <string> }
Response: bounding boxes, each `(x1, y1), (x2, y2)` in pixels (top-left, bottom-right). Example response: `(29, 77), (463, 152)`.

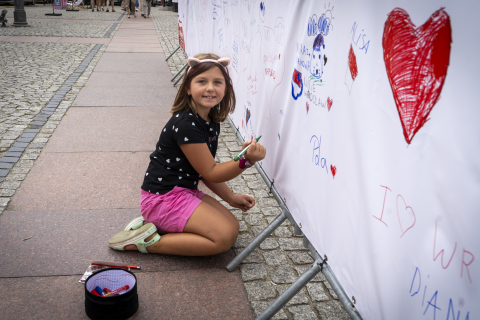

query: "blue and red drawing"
(291, 69), (303, 100)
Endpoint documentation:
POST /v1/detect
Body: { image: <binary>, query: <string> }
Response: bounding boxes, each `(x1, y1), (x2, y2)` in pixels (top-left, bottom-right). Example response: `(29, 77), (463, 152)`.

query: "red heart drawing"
(348, 45), (358, 80)
(330, 165), (336, 179)
(383, 8), (451, 144)
(306, 102), (309, 114)
(327, 97), (333, 111)
(396, 195), (416, 238)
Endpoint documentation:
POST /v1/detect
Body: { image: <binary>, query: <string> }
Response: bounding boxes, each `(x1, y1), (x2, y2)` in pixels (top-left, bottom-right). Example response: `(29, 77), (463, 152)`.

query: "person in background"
(125, 0), (136, 18)
(142, 0), (151, 18)
(105, 0), (115, 12)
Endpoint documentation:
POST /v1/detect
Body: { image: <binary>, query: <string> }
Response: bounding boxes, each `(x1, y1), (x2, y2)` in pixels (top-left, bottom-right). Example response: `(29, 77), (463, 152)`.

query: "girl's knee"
(215, 225), (238, 252)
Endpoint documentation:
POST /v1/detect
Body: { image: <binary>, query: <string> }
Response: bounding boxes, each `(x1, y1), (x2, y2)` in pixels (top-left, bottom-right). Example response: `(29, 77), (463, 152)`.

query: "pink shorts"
(140, 187), (206, 233)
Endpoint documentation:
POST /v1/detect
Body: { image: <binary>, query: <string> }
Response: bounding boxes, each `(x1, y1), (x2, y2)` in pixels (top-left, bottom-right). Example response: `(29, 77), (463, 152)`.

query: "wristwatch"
(239, 157), (253, 169)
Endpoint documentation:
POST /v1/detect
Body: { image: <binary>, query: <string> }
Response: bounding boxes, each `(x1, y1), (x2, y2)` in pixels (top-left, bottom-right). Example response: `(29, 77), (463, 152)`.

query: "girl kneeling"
(108, 53), (266, 256)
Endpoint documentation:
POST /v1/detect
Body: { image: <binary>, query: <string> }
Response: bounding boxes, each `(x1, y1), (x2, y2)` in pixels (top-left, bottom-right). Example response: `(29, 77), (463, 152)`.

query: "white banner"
(179, 1), (480, 319)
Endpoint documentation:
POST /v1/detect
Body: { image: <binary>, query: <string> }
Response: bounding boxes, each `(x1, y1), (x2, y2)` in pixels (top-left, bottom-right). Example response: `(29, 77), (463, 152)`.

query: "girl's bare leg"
(124, 200), (239, 256)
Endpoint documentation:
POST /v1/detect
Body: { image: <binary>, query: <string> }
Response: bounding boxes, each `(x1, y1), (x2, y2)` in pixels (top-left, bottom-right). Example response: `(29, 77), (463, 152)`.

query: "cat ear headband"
(187, 57), (230, 73)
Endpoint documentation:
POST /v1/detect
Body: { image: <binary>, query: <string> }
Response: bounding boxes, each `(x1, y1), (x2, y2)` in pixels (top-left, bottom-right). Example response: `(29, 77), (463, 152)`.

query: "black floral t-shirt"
(141, 109), (220, 195)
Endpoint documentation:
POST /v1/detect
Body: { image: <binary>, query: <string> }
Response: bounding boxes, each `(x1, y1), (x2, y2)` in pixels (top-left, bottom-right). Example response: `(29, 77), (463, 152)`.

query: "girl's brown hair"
(171, 53), (236, 123)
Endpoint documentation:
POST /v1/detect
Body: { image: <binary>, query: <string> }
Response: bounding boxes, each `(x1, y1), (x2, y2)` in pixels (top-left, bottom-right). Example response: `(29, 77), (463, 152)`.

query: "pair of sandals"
(108, 217), (161, 253)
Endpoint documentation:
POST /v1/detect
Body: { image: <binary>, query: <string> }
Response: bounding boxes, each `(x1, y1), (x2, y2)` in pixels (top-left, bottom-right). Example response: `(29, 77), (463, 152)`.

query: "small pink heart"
(306, 102), (309, 114)
(396, 195), (416, 238)
(327, 98), (333, 111)
(330, 165), (336, 178)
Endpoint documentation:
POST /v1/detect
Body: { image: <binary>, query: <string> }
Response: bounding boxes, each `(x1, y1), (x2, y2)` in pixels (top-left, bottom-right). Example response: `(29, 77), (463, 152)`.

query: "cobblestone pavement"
(4, 5), (125, 21)
(0, 20), (117, 37)
(152, 7), (352, 320)
(0, 39), (108, 211)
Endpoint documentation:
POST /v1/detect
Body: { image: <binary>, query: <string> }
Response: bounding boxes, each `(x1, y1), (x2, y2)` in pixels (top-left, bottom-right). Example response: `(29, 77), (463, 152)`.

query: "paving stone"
(0, 197), (11, 207)
(250, 301), (288, 320)
(279, 238), (309, 251)
(231, 186), (252, 195)
(315, 301), (351, 320)
(0, 157), (19, 163)
(274, 226), (293, 237)
(21, 133), (37, 138)
(253, 189), (271, 198)
(288, 305), (318, 320)
(241, 264), (268, 281)
(0, 189), (15, 197)
(0, 163), (13, 169)
(12, 142), (28, 148)
(234, 233), (253, 248)
(251, 226), (267, 237)
(260, 238), (279, 250)
(16, 137), (34, 143)
(244, 281), (277, 301)
(0, 181), (21, 189)
(247, 179), (269, 190)
(263, 251), (289, 266)
(294, 266), (326, 282)
(226, 177), (246, 186)
(258, 197), (281, 207)
(271, 265), (298, 284)
(0, 170), (9, 177)
(234, 248), (264, 264)
(239, 221), (248, 232)
(276, 285), (309, 306)
(262, 207), (282, 216)
(245, 213), (267, 226)
(324, 280), (338, 299)
(288, 252), (314, 264)
(6, 173), (26, 181)
(307, 283), (330, 302)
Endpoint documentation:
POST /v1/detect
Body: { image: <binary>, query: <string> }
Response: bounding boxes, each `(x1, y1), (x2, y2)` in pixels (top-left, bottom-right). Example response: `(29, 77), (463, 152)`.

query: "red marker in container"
(102, 285), (130, 297)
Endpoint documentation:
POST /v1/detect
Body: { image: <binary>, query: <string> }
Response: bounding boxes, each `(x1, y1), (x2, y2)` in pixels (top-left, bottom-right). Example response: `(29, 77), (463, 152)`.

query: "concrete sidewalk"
(0, 14), (254, 320)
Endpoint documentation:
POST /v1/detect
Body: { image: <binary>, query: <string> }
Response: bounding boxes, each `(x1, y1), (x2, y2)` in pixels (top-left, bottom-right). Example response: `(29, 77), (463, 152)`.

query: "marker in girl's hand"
(234, 136), (262, 161)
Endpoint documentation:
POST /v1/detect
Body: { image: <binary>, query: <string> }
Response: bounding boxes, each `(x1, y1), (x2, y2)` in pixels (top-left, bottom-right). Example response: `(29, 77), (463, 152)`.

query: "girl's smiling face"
(187, 66), (226, 117)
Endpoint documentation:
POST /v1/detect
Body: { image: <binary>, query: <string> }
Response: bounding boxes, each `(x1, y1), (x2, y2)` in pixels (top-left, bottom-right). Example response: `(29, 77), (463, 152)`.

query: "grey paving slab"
(7, 152), (149, 211)
(72, 72), (177, 107)
(0, 270), (253, 320)
(92, 52), (166, 72)
(105, 43), (163, 53)
(0, 208), (233, 278)
(44, 107), (171, 153)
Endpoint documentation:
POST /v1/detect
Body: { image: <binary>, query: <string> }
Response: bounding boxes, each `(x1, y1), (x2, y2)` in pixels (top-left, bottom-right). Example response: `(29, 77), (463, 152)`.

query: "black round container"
(85, 268), (139, 320)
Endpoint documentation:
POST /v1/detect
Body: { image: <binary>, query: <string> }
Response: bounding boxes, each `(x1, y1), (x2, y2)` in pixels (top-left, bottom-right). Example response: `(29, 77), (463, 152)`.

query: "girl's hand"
(228, 194), (255, 212)
(243, 139), (266, 164)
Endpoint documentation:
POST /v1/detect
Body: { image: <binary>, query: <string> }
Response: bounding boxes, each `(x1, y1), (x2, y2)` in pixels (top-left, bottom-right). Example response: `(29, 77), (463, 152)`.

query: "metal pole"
(256, 260), (323, 320)
(305, 241), (363, 320)
(173, 72), (184, 86)
(227, 209), (287, 271)
(171, 62), (187, 81)
(165, 45), (181, 61)
(45, 0), (62, 16)
(13, 0), (28, 26)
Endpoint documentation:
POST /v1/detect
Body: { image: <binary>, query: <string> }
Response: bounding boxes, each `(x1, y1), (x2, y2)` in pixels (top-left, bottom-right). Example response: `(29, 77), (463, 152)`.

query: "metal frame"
(166, 45), (188, 86)
(225, 116), (363, 320)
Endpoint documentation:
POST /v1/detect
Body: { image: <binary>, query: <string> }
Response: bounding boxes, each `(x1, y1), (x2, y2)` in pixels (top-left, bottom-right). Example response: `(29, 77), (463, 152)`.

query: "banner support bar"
(227, 209), (287, 271)
(256, 259), (324, 320)
(171, 62), (188, 82)
(165, 45), (181, 61)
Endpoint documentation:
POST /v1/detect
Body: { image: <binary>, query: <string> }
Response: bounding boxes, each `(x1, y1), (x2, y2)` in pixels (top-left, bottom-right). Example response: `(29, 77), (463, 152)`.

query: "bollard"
(13, 0), (29, 26)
